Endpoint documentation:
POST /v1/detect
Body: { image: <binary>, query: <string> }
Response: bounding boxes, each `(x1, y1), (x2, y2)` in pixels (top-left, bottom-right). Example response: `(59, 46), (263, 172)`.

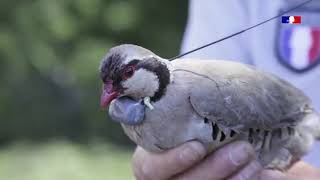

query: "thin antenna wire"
(170, 0), (313, 61)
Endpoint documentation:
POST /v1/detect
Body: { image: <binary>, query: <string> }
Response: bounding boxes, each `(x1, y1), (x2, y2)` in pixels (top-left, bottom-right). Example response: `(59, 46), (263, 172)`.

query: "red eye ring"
(122, 65), (135, 79)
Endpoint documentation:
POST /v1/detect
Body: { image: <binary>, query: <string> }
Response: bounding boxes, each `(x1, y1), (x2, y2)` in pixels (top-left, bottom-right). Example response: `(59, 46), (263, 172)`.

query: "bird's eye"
(123, 66), (135, 79)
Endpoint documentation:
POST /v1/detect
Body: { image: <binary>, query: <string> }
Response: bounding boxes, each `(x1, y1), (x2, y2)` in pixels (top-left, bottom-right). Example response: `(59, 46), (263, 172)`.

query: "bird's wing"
(173, 60), (311, 133)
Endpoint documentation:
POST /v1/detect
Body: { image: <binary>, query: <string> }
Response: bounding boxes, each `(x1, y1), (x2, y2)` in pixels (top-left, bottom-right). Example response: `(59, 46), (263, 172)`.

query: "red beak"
(100, 81), (120, 108)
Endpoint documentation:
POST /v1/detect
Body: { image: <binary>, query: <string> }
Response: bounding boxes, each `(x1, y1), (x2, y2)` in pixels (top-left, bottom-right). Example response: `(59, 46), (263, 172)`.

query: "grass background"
(0, 141), (134, 180)
(0, 1), (187, 179)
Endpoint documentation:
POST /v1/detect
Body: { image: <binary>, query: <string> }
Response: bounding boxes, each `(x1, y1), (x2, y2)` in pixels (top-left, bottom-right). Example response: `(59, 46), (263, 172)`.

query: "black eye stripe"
(100, 53), (124, 82)
(115, 60), (140, 80)
(127, 59), (140, 66)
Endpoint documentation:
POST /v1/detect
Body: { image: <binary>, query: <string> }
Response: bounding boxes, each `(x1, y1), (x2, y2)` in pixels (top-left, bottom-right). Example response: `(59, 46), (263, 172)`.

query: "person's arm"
(180, 0), (252, 64)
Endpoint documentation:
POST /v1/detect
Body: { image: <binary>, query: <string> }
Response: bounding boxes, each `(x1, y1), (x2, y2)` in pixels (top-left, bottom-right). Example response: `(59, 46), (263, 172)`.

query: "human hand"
(132, 141), (261, 180)
(258, 161), (320, 180)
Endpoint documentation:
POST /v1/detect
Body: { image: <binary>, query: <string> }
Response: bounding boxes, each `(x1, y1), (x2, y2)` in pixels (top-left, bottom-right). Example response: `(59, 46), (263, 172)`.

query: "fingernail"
(179, 141), (206, 163)
(229, 142), (254, 166)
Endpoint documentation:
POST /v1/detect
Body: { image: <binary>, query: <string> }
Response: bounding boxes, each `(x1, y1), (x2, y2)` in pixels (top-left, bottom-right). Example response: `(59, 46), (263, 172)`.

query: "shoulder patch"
(277, 8), (320, 72)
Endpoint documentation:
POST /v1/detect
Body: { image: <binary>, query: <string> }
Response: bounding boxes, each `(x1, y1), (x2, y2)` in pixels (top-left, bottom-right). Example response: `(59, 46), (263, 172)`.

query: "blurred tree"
(0, 0), (187, 145)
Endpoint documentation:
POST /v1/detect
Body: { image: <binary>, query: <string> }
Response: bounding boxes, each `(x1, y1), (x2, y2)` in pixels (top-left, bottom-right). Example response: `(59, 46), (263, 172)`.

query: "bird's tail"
(304, 111), (320, 140)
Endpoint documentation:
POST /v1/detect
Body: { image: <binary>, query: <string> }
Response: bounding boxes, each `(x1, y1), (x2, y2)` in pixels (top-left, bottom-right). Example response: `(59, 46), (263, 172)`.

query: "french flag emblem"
(282, 16), (301, 24)
(278, 26), (320, 72)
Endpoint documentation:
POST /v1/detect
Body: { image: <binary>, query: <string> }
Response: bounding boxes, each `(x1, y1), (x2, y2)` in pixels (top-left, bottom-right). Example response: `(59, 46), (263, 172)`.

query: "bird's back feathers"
(171, 59), (313, 132)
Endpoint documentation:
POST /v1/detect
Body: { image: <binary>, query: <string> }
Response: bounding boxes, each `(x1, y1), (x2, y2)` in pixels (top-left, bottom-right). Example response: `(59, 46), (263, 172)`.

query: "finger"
(132, 141), (206, 180)
(174, 141), (255, 180)
(228, 160), (262, 180)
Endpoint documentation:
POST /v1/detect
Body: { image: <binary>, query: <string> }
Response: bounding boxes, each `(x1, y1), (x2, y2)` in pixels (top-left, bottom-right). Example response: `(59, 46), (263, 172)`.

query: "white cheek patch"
(122, 69), (159, 98)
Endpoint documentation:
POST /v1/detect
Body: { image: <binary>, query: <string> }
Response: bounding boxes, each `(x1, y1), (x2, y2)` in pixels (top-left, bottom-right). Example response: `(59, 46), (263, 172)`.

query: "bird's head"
(99, 44), (171, 108)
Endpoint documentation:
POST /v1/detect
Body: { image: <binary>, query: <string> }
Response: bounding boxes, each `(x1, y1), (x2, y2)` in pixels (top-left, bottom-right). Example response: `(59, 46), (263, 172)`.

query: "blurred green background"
(0, 0), (187, 179)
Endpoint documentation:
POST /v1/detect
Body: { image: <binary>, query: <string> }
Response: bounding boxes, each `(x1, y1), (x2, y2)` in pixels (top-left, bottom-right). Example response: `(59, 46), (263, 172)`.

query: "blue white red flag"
(282, 16), (301, 24)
